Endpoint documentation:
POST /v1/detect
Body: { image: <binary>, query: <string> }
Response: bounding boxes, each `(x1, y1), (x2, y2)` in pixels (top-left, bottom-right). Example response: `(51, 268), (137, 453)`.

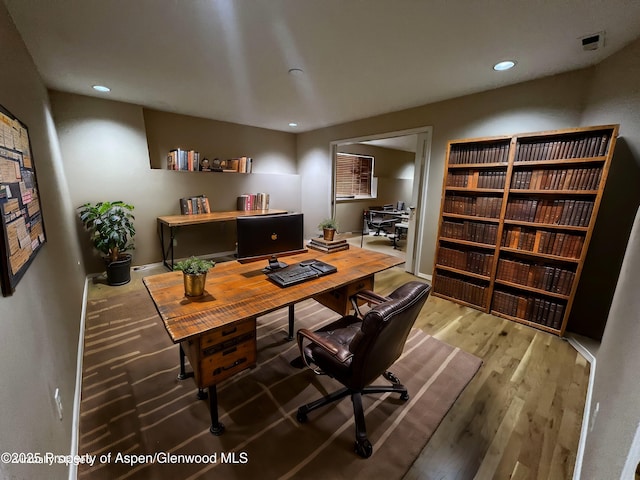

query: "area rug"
(78, 287), (482, 479)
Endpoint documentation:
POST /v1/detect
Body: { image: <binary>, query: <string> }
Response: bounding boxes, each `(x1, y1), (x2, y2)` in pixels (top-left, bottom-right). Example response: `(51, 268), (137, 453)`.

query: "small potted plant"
(318, 218), (339, 241)
(78, 201), (135, 286)
(174, 256), (215, 297)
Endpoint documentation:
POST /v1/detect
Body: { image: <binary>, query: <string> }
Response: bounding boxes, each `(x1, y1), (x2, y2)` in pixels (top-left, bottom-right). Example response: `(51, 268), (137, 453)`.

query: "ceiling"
(5, 0), (640, 133)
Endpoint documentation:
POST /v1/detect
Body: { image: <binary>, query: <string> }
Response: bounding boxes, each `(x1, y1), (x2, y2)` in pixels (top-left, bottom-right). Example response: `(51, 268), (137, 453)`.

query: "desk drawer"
(200, 338), (256, 385)
(314, 276), (374, 315)
(200, 317), (255, 350)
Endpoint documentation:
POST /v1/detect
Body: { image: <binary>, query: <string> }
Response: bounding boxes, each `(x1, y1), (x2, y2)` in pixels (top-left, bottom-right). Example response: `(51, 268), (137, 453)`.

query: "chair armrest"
(350, 289), (389, 318)
(354, 289), (389, 305)
(297, 328), (341, 371)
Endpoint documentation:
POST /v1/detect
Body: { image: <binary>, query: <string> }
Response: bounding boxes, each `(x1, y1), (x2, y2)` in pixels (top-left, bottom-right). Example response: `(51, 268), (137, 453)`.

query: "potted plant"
(318, 218), (339, 241)
(78, 201), (136, 286)
(174, 256), (215, 297)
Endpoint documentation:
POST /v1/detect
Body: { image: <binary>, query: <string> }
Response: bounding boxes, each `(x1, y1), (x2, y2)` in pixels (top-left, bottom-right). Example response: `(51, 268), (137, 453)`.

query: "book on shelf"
(179, 195), (211, 215)
(237, 192), (269, 211)
(168, 148), (201, 171)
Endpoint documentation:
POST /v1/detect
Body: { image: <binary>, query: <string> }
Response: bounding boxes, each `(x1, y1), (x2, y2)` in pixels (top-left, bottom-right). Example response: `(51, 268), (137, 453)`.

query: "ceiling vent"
(581, 31), (605, 51)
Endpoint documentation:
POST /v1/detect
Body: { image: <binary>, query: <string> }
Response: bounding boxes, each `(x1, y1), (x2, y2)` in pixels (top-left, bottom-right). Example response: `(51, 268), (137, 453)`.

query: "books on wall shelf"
(168, 149), (201, 171)
(167, 149), (252, 173)
(237, 192), (269, 211)
(307, 237), (350, 253)
(218, 156), (253, 173)
(179, 195), (210, 215)
(432, 124), (618, 336)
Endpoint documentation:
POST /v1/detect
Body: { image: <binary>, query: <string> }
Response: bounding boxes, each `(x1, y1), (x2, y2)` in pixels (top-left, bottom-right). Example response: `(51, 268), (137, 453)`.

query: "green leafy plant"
(318, 218), (338, 231)
(174, 256), (215, 275)
(78, 201), (135, 263)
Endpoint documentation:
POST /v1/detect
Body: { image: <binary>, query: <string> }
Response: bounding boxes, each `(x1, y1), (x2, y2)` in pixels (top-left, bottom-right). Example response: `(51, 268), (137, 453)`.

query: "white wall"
(0, 4), (86, 478)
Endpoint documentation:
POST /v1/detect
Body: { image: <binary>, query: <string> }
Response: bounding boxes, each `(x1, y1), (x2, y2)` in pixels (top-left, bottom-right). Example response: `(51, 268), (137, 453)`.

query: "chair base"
(296, 370), (408, 458)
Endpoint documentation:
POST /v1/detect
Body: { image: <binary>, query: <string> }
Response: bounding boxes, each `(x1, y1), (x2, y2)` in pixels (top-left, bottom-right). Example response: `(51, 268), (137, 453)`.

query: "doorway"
(330, 127), (432, 276)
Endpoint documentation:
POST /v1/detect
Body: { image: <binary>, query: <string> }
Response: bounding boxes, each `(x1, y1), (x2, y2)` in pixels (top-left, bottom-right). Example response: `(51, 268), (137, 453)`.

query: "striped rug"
(78, 287), (481, 479)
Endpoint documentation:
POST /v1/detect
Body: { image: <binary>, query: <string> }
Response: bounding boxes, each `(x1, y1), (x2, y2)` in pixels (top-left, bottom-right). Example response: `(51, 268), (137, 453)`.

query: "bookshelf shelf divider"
(432, 125), (618, 335)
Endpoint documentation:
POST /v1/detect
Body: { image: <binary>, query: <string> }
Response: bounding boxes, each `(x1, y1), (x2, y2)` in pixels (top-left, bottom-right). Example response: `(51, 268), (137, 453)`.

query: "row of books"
(501, 226), (584, 259)
(437, 247), (493, 276)
(448, 142), (510, 165)
(504, 198), (593, 227)
(307, 237), (349, 253)
(167, 149), (253, 173)
(446, 170), (507, 189)
(216, 156), (252, 173)
(496, 258), (576, 295)
(433, 273), (487, 307)
(514, 132), (610, 162)
(492, 290), (565, 330)
(443, 194), (502, 219)
(440, 220), (498, 245)
(168, 149), (201, 171)
(236, 192), (269, 211)
(179, 195), (211, 215)
(510, 166), (602, 191)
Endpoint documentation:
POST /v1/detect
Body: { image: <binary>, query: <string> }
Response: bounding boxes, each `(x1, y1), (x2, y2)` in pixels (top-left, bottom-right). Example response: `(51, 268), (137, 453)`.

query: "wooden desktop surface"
(157, 209), (287, 228)
(143, 246), (403, 343)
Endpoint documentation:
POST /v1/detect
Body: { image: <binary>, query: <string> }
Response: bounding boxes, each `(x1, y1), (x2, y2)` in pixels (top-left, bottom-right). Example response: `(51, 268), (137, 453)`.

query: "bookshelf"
(167, 149), (252, 173)
(432, 125), (618, 336)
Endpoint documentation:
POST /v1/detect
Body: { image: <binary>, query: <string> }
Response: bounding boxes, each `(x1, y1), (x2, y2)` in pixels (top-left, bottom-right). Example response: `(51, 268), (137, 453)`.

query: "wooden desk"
(157, 209), (287, 269)
(143, 246), (403, 434)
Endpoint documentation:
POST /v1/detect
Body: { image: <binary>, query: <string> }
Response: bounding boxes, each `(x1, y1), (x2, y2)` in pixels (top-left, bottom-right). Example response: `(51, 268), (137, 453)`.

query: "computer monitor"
(236, 213), (305, 271)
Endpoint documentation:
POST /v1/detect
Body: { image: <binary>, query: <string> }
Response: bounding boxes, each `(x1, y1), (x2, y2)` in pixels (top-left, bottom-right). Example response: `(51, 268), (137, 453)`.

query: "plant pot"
(323, 228), (336, 241)
(183, 272), (207, 297)
(105, 254), (132, 286)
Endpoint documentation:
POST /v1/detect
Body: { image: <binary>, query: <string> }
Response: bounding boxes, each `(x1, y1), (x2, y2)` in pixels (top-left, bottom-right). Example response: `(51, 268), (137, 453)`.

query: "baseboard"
(567, 335), (597, 480)
(68, 276), (89, 480)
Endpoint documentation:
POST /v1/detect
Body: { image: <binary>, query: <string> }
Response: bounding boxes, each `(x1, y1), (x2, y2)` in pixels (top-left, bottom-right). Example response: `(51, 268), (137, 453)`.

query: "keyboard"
(267, 260), (337, 287)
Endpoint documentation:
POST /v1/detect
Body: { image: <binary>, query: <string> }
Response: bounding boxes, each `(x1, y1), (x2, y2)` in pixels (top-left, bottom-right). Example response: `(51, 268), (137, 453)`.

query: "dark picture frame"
(0, 104), (46, 296)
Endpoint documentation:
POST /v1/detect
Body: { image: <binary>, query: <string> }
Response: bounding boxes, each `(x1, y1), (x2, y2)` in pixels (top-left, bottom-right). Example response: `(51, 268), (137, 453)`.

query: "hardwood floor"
(373, 268), (590, 480)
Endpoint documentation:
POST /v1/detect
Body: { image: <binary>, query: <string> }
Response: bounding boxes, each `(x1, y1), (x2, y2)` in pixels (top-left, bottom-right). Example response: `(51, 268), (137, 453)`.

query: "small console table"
(157, 209), (287, 269)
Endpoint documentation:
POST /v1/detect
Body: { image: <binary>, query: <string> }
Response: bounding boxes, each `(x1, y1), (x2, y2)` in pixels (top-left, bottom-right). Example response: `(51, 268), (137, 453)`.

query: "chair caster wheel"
(354, 438), (373, 458)
(400, 392), (410, 401)
(296, 408), (308, 423)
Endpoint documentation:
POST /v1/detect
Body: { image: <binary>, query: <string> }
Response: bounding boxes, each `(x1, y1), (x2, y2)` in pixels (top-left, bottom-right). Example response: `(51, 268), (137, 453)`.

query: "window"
(335, 153), (374, 198)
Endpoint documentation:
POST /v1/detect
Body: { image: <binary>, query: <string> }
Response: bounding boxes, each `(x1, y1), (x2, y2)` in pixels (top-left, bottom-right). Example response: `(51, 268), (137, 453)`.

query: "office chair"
(365, 208), (395, 236)
(295, 281), (431, 458)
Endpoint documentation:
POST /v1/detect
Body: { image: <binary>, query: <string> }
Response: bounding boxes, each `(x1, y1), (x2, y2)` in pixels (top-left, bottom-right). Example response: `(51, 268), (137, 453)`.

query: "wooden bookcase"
(432, 124), (618, 336)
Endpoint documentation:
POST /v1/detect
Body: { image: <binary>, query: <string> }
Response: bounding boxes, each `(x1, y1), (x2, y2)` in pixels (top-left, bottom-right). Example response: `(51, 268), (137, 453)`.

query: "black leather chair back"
(348, 281), (431, 388)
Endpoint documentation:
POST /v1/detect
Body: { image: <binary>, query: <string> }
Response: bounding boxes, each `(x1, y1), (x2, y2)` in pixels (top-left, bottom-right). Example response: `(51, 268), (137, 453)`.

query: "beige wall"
(0, 4), (86, 478)
(298, 69), (589, 277)
(577, 37), (640, 480)
(50, 92), (301, 271)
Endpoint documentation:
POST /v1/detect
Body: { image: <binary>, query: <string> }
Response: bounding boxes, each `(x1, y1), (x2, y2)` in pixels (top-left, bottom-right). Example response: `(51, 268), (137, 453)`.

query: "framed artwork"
(0, 104), (46, 296)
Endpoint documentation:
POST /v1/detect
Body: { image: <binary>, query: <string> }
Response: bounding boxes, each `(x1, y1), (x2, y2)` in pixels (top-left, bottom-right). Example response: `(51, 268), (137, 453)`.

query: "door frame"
(330, 126), (432, 276)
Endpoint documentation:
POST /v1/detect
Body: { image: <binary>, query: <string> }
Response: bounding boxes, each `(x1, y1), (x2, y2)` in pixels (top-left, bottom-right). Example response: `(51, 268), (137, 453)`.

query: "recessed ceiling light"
(493, 60), (516, 71)
(288, 122), (298, 127)
(288, 68), (304, 77)
(92, 85), (111, 92)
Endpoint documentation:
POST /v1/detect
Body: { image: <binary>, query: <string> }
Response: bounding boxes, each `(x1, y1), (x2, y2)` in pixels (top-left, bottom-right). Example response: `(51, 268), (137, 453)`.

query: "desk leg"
(178, 344), (188, 380)
(177, 345), (207, 399)
(159, 222), (176, 270)
(288, 304), (295, 340)
(209, 385), (225, 436)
